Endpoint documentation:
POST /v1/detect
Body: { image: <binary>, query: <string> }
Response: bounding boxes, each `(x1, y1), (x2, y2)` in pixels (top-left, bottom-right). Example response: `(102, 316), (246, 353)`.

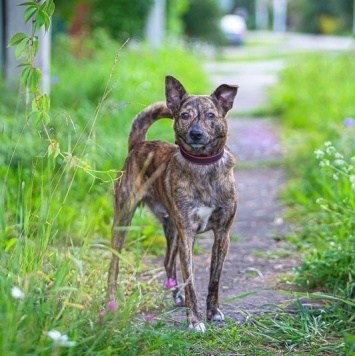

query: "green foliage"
(270, 52), (355, 295)
(89, 0), (153, 40)
(182, 0), (224, 44)
(291, 0), (354, 34)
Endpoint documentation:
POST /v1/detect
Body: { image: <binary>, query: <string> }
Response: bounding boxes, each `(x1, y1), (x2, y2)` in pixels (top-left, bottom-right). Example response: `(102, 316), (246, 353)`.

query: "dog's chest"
(194, 205), (215, 233)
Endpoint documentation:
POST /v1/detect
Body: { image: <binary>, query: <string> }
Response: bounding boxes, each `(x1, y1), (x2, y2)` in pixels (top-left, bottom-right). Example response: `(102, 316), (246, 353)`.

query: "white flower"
(11, 286), (25, 299)
(314, 149), (325, 159)
(334, 152), (344, 159)
(324, 141), (332, 147)
(326, 146), (335, 155)
(319, 159), (330, 167)
(333, 159), (346, 166)
(47, 330), (76, 347)
(333, 173), (339, 181)
(350, 175), (355, 190)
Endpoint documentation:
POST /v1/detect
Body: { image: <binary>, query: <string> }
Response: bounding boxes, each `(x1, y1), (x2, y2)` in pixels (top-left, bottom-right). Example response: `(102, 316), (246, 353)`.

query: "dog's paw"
(174, 295), (185, 307)
(207, 308), (225, 322)
(188, 322), (206, 333)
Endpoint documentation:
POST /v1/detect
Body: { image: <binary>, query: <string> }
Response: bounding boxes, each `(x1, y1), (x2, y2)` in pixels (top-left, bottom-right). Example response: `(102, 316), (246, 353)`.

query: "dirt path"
(189, 53), (300, 321)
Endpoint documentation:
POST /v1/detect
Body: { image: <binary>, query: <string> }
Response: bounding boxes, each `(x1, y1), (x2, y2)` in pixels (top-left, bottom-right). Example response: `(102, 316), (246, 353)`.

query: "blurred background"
(0, 2), (354, 353)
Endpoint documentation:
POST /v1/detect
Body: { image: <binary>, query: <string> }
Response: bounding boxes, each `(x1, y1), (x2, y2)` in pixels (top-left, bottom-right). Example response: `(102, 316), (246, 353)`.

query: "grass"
(268, 52), (355, 297)
(1, 31), (355, 354)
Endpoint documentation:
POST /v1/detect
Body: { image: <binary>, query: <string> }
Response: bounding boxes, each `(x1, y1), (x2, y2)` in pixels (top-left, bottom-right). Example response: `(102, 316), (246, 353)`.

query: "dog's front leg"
(206, 228), (230, 322)
(178, 230), (206, 332)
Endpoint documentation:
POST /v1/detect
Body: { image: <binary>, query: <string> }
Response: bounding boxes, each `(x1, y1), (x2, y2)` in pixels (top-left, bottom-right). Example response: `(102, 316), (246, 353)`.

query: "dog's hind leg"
(107, 177), (140, 301)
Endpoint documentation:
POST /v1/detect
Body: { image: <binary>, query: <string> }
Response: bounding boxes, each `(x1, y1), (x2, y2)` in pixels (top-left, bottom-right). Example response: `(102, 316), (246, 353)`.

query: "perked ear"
(165, 75), (188, 112)
(211, 84), (239, 113)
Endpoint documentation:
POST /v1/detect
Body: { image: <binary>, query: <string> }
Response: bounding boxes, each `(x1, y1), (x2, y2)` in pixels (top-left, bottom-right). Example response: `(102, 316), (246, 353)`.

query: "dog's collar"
(179, 145), (225, 165)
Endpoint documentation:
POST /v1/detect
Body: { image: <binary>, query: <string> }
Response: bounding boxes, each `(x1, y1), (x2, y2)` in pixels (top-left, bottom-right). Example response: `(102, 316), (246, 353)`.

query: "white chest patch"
(195, 205), (215, 232)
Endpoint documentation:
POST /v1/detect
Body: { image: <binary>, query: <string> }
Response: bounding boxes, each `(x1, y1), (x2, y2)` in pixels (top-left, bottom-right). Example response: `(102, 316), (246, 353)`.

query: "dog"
(108, 75), (238, 332)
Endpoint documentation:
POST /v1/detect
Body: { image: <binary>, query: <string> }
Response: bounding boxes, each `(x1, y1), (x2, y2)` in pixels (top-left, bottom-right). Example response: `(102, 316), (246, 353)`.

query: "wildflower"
(334, 159), (346, 166)
(164, 278), (177, 290)
(47, 330), (76, 347)
(319, 159), (330, 167)
(326, 146), (335, 155)
(350, 175), (355, 189)
(334, 152), (344, 159)
(99, 300), (117, 324)
(324, 141), (332, 147)
(314, 149), (325, 159)
(119, 101), (126, 109)
(11, 286), (25, 299)
(108, 300), (117, 312)
(333, 173), (339, 181)
(145, 315), (154, 323)
(344, 117), (355, 127)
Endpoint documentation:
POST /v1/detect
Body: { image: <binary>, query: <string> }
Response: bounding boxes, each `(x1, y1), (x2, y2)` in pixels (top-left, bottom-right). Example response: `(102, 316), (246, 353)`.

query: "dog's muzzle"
(187, 126), (207, 148)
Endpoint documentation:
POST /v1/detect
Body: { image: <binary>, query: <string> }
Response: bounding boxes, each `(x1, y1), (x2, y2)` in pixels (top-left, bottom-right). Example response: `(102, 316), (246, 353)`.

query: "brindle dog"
(108, 75), (238, 332)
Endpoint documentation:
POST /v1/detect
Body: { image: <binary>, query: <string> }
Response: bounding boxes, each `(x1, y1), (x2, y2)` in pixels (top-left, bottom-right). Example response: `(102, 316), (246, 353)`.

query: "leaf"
(34, 10), (49, 32)
(42, 112), (50, 125)
(24, 6), (38, 23)
(15, 39), (30, 60)
(48, 141), (60, 158)
(22, 67), (32, 86)
(5, 238), (18, 252)
(43, 11), (51, 32)
(42, 94), (50, 113)
(32, 36), (39, 57)
(17, 61), (32, 68)
(33, 94), (50, 113)
(29, 68), (42, 92)
(7, 32), (28, 47)
(47, 0), (55, 17)
(19, 1), (39, 6)
(31, 111), (43, 126)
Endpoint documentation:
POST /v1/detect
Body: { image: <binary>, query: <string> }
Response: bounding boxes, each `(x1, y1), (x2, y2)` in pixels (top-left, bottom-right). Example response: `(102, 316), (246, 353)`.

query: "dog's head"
(165, 75), (238, 156)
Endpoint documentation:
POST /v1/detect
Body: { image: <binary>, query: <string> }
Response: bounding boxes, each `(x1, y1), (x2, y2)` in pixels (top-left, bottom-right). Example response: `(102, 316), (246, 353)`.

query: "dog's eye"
(207, 112), (215, 119)
(181, 112), (189, 120)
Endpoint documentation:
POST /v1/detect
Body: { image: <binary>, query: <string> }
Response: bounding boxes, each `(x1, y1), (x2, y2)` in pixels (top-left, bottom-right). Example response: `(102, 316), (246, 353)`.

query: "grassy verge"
(269, 52), (355, 296)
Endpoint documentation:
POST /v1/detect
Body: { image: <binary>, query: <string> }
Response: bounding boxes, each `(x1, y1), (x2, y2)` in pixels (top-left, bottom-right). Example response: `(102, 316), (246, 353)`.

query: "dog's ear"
(211, 84), (239, 113)
(165, 75), (188, 112)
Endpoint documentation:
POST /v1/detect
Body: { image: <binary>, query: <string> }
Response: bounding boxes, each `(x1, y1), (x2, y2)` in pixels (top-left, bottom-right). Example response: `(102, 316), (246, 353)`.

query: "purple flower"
(164, 278), (177, 290)
(145, 315), (154, 323)
(344, 117), (355, 127)
(99, 310), (106, 324)
(119, 101), (126, 109)
(99, 300), (118, 324)
(108, 300), (117, 312)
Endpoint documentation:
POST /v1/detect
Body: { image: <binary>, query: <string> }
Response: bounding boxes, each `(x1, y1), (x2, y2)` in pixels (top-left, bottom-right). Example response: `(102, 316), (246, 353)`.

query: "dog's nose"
(189, 127), (203, 141)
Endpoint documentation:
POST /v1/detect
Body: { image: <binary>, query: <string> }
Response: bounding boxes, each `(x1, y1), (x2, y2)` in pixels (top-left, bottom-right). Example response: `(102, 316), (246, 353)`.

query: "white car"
(220, 14), (247, 45)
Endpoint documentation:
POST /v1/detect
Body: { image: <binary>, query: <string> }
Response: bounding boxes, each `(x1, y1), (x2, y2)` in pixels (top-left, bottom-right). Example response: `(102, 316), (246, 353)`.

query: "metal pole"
(256, 0), (269, 30)
(273, 0), (287, 32)
(145, 0), (166, 49)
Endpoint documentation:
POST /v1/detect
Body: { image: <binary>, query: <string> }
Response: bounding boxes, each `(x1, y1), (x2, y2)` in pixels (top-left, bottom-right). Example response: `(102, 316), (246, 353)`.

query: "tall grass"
(270, 52), (355, 297)
(0, 33), (211, 354)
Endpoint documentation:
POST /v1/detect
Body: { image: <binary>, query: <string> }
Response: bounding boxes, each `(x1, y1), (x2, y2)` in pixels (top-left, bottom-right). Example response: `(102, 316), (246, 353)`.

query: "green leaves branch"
(8, 0), (54, 130)
(7, 1), (118, 182)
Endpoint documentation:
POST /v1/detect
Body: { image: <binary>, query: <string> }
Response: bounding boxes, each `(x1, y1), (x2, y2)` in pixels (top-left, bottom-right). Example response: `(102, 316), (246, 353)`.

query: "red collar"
(179, 145), (225, 165)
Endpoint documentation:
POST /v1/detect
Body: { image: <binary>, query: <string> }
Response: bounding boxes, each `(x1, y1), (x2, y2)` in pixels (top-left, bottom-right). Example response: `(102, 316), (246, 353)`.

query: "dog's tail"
(128, 102), (173, 152)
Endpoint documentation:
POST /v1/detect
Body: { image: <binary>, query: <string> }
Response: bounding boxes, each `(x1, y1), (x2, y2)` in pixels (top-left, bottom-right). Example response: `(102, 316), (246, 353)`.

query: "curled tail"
(128, 102), (173, 152)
